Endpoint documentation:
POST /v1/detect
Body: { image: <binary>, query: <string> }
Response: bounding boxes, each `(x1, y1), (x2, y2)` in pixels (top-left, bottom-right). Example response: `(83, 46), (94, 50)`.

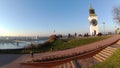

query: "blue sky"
(0, 0), (120, 36)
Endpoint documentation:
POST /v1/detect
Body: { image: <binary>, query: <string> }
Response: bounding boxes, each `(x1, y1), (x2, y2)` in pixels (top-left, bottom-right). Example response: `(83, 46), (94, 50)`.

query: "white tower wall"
(88, 16), (99, 35)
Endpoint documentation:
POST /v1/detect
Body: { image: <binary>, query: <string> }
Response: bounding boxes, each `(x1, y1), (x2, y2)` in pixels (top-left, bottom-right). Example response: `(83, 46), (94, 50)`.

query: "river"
(0, 38), (49, 50)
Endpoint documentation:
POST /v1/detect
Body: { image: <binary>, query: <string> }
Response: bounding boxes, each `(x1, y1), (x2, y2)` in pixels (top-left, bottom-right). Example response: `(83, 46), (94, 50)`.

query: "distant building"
(35, 36), (39, 39)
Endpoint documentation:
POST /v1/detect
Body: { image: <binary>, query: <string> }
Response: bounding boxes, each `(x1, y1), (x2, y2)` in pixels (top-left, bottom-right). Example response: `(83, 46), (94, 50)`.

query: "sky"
(0, 0), (120, 36)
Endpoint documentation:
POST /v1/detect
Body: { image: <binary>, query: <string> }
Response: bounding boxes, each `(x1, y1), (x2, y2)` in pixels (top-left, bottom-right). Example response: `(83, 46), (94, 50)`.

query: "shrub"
(97, 33), (103, 36)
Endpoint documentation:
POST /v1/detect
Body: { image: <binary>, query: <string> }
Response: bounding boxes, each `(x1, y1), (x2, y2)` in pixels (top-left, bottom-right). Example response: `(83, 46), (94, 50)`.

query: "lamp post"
(53, 30), (56, 35)
(115, 26), (117, 34)
(103, 22), (105, 35)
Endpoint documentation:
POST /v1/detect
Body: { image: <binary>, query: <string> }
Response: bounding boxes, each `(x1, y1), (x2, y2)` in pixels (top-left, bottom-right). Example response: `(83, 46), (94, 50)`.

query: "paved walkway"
(1, 35), (120, 68)
(0, 54), (22, 67)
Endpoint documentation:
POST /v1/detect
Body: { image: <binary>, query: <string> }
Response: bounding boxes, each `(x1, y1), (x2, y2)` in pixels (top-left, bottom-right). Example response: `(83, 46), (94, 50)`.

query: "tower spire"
(90, 3), (93, 9)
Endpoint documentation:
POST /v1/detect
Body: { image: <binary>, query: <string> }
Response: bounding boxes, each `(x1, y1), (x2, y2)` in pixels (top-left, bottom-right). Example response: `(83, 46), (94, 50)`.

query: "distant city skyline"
(0, 0), (120, 36)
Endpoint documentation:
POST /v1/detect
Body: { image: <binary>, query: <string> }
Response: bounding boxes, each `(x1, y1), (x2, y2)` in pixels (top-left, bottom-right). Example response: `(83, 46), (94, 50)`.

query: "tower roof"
(89, 5), (97, 16)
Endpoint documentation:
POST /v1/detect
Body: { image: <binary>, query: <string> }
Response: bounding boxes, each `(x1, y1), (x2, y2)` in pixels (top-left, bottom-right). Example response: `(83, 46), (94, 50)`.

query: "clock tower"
(88, 5), (99, 36)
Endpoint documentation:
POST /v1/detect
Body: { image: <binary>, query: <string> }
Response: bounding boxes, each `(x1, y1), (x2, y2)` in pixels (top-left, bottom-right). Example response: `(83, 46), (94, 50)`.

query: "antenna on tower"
(90, 3), (93, 9)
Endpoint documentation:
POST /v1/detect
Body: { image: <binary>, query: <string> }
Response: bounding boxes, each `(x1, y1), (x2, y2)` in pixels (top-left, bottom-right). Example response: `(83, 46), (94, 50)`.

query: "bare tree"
(113, 6), (120, 25)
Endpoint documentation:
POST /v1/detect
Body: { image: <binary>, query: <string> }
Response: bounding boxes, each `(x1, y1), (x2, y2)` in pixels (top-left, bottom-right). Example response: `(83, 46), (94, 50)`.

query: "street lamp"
(53, 30), (56, 35)
(115, 26), (117, 34)
(103, 22), (105, 35)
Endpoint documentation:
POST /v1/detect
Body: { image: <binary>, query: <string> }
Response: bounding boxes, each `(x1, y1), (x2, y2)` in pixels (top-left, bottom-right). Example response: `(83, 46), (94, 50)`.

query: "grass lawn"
(35, 36), (111, 53)
(90, 47), (120, 68)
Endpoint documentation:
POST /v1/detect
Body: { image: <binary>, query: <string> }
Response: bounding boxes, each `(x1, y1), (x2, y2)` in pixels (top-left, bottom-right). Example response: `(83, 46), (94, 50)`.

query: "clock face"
(91, 19), (97, 26)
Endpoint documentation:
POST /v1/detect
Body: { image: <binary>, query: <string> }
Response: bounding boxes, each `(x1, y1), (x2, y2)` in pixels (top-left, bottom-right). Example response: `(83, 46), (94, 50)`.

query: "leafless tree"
(113, 6), (120, 25)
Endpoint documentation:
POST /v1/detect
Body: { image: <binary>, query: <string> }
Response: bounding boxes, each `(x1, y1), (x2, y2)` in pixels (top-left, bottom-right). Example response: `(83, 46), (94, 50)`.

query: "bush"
(97, 33), (103, 36)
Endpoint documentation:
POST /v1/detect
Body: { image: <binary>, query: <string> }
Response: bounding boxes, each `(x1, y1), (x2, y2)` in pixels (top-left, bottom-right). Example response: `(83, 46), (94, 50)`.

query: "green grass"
(90, 47), (120, 68)
(35, 36), (111, 53)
